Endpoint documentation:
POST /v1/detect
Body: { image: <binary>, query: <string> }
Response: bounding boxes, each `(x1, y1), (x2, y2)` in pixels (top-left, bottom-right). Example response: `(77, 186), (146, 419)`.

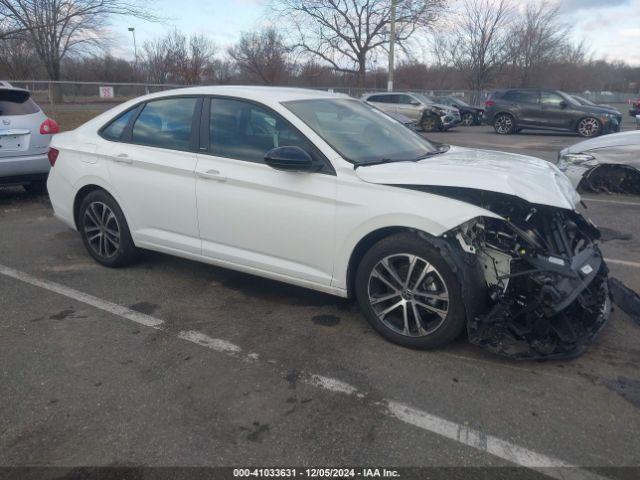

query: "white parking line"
(605, 258), (640, 269)
(0, 263), (610, 480)
(582, 197), (640, 207)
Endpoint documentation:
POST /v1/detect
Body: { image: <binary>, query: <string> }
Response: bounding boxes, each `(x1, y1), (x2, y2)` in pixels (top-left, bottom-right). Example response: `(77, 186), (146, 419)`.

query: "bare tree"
(141, 36), (172, 84)
(508, 2), (570, 87)
(0, 35), (41, 78)
(0, 0), (157, 82)
(435, 0), (513, 100)
(272, 0), (444, 87)
(141, 29), (215, 84)
(228, 28), (290, 85)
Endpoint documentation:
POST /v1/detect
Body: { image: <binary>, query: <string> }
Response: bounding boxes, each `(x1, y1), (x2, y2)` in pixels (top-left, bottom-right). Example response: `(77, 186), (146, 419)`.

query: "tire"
(461, 112), (474, 126)
(493, 113), (515, 134)
(355, 232), (466, 349)
(577, 117), (602, 138)
(23, 179), (47, 194)
(78, 189), (139, 267)
(421, 114), (440, 132)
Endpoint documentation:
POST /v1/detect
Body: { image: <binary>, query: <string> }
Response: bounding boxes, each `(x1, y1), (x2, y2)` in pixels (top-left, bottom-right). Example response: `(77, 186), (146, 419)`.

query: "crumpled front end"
(443, 190), (612, 360)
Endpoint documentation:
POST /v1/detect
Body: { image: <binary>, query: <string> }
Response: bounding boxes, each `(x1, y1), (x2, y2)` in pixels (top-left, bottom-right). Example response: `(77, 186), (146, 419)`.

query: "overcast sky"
(109, 0), (640, 66)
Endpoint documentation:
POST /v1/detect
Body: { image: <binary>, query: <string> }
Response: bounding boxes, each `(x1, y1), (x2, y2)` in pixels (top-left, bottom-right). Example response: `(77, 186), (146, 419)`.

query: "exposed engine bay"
(419, 186), (613, 360)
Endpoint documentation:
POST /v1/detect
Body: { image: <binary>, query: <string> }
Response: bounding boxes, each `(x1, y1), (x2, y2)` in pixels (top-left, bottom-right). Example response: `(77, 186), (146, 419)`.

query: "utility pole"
(387, 0), (396, 92)
(128, 27), (138, 68)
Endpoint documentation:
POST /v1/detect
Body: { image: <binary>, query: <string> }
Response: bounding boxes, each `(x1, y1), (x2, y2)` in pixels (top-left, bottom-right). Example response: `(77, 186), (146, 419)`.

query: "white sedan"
(47, 86), (611, 359)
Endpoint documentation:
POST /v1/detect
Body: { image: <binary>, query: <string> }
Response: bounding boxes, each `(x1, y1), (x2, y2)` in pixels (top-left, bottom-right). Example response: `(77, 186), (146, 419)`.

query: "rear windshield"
(0, 89), (40, 116)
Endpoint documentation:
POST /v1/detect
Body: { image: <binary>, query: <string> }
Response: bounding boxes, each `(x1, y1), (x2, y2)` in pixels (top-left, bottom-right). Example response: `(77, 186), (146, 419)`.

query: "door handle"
(114, 153), (133, 164)
(197, 169), (227, 182)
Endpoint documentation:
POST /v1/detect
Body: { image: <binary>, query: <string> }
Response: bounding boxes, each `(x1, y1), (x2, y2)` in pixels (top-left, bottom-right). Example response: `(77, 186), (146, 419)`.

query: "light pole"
(128, 27), (138, 68)
(387, 0), (396, 92)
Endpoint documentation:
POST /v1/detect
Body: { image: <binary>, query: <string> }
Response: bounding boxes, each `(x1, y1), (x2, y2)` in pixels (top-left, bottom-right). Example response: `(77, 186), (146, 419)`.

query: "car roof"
(135, 85), (349, 105)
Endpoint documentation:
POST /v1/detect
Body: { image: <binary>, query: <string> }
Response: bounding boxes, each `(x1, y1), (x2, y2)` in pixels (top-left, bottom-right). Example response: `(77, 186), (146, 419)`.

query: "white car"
(0, 84), (59, 192)
(47, 86), (611, 359)
(558, 130), (640, 193)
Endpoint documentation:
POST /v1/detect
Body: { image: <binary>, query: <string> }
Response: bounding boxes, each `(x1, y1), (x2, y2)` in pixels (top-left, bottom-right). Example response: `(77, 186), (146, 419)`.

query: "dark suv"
(483, 89), (622, 137)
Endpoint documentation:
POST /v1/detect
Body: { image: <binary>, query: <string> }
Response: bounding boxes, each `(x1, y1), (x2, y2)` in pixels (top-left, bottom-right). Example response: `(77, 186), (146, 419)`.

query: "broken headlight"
(557, 152), (595, 171)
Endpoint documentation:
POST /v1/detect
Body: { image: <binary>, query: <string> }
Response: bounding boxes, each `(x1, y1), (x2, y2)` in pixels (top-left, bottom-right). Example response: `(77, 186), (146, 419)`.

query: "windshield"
(447, 96), (470, 107)
(574, 95), (595, 106)
(284, 98), (438, 165)
(0, 89), (40, 116)
(558, 91), (580, 106)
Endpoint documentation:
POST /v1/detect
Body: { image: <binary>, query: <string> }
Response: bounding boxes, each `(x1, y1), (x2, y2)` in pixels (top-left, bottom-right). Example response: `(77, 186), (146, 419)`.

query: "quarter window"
(101, 109), (135, 141)
(209, 98), (314, 164)
(131, 97), (197, 150)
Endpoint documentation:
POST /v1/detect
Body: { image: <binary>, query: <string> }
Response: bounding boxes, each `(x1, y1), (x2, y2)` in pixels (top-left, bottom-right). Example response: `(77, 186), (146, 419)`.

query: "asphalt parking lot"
(1, 121), (639, 478)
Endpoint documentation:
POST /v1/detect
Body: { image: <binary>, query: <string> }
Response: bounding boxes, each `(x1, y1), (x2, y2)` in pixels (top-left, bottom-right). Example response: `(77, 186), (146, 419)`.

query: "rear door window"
(131, 97), (197, 151)
(503, 90), (539, 104)
(0, 89), (40, 116)
(368, 95), (398, 104)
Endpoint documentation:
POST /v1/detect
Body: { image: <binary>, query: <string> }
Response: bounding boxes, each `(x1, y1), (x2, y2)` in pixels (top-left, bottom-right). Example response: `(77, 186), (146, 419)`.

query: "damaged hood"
(355, 146), (580, 210)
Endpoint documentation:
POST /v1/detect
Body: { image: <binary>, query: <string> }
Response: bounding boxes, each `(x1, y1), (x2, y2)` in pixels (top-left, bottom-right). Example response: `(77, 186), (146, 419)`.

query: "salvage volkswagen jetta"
(47, 86), (611, 359)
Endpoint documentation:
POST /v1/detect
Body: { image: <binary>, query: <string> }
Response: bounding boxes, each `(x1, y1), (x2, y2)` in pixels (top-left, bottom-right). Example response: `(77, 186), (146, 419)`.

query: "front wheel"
(355, 233), (466, 349)
(493, 113), (515, 134)
(79, 190), (139, 267)
(461, 112), (475, 126)
(577, 117), (602, 137)
(421, 114), (440, 132)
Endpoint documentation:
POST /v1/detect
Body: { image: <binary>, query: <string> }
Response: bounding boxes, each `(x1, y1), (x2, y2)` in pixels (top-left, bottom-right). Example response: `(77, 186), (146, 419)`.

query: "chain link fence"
(4, 80), (638, 109)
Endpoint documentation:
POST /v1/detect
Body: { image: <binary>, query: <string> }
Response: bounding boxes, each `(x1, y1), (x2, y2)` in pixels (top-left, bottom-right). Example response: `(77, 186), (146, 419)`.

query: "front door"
(195, 97), (337, 286)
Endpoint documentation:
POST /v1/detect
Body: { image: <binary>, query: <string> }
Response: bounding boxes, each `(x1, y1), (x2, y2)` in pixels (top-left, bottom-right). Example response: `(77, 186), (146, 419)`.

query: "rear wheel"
(493, 113), (515, 134)
(78, 190), (139, 267)
(23, 179), (47, 194)
(355, 233), (466, 349)
(577, 117), (602, 137)
(421, 114), (440, 132)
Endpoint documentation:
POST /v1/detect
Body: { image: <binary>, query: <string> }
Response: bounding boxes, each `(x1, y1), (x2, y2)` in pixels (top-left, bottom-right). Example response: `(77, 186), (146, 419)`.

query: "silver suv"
(0, 83), (58, 193)
(363, 92), (460, 132)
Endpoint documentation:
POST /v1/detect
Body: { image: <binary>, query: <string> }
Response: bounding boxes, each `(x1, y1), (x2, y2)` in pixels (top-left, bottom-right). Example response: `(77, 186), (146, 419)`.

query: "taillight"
(40, 118), (60, 135)
(484, 100), (495, 107)
(48, 148), (59, 167)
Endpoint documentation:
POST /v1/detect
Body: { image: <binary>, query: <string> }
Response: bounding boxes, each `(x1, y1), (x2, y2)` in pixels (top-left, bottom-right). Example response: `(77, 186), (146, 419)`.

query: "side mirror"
(410, 101), (421, 106)
(264, 146), (316, 172)
(559, 101), (568, 109)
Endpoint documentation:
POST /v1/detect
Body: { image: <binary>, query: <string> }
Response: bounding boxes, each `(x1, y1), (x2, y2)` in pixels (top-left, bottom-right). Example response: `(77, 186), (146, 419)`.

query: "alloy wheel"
(83, 201), (121, 258)
(422, 116), (437, 131)
(462, 112), (474, 126)
(578, 118), (600, 137)
(494, 115), (513, 134)
(367, 254), (449, 337)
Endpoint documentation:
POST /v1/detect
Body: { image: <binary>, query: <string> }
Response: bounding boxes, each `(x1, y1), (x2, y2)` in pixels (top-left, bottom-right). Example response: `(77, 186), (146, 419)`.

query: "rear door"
(0, 89), (48, 162)
(100, 96), (202, 254)
(501, 90), (541, 126)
